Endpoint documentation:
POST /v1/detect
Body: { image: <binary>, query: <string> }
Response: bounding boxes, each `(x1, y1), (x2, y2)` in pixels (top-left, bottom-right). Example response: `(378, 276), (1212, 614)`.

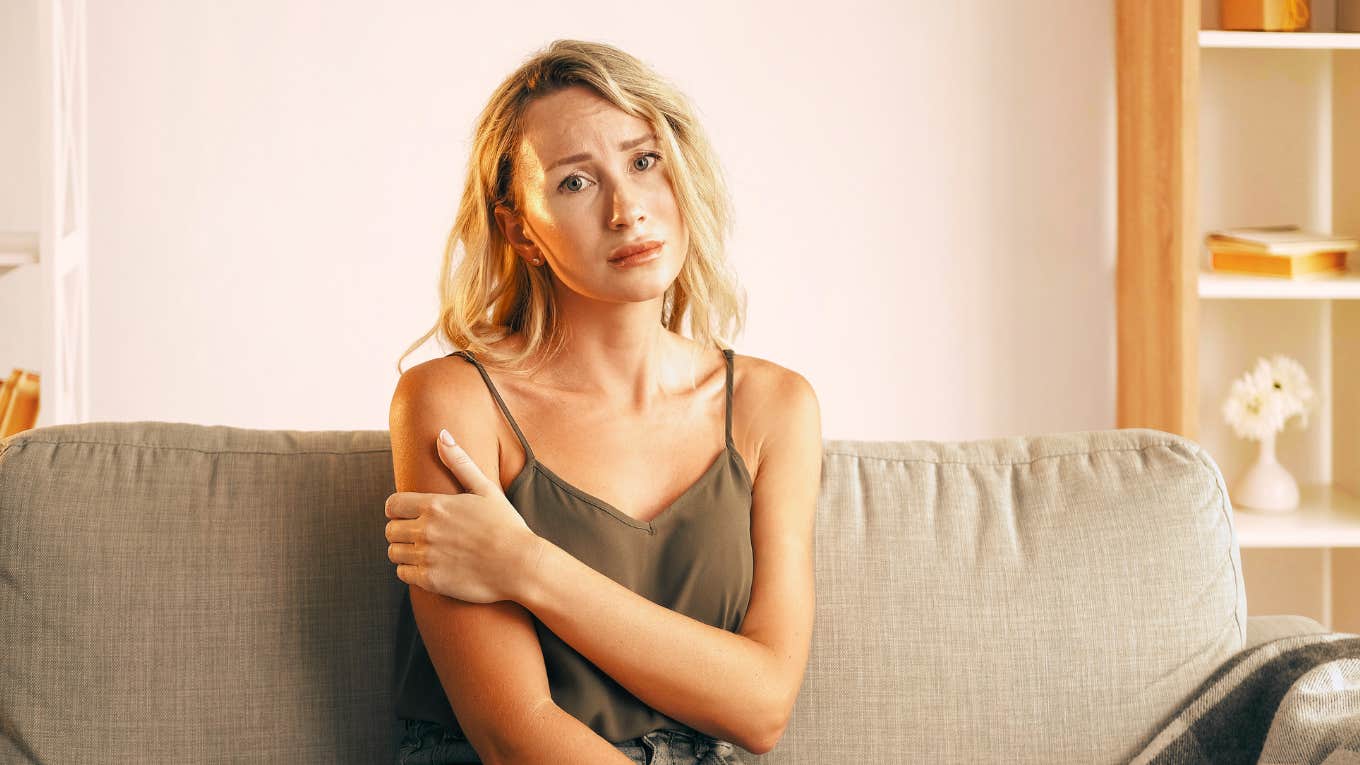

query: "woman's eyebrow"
(546, 133), (658, 172)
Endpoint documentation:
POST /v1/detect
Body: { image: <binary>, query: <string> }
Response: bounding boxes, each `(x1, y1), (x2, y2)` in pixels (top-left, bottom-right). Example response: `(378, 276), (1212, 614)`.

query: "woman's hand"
(384, 429), (544, 604)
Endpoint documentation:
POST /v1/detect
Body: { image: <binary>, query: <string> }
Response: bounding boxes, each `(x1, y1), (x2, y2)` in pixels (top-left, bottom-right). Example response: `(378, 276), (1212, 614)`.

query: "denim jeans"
(613, 727), (744, 765)
(396, 717), (746, 764)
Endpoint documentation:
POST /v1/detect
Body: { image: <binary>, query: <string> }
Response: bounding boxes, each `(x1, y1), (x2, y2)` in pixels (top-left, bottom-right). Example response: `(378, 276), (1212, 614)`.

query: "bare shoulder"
(729, 352), (821, 475)
(391, 353), (496, 423)
(729, 351), (818, 414)
(389, 353), (504, 487)
(729, 352), (813, 390)
(396, 352), (484, 393)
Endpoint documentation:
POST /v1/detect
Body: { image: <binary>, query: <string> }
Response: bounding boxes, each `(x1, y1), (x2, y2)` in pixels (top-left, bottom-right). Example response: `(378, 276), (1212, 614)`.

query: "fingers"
(385, 492), (431, 520)
(387, 541), (421, 566)
(436, 432), (497, 496)
(395, 564), (426, 589)
(385, 518), (421, 544)
(386, 501), (429, 589)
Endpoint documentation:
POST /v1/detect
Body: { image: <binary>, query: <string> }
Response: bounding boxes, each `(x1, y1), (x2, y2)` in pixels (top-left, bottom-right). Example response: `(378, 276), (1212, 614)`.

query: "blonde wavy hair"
(395, 39), (746, 384)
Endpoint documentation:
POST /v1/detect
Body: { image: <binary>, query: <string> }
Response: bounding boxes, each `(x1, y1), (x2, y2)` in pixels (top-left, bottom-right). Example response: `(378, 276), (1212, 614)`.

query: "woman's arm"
(514, 366), (821, 755)
(409, 592), (633, 765)
(392, 362), (635, 765)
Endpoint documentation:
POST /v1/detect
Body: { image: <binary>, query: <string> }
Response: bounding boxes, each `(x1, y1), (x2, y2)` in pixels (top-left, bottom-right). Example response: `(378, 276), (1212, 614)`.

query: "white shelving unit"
(1194, 5), (1360, 632)
(0, 0), (90, 429)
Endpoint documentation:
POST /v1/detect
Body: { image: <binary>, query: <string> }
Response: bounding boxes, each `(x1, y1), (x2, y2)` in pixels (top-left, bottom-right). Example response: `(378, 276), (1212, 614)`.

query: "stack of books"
(0, 369), (40, 438)
(1206, 225), (1358, 279)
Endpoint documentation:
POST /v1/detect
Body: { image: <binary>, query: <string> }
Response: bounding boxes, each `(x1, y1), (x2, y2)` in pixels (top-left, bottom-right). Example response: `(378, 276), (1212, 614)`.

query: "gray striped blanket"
(1131, 632), (1360, 764)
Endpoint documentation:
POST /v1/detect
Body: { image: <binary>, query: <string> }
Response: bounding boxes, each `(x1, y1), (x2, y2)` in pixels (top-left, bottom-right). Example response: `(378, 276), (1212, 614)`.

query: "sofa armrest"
(1245, 614), (1329, 651)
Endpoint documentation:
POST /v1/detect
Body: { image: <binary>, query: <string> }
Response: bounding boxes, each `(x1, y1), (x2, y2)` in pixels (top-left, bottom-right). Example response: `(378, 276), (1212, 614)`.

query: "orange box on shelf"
(1221, 0), (1311, 30)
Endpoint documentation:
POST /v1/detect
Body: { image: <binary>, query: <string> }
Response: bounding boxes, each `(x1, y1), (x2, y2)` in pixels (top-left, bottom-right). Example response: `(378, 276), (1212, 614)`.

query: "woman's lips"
(609, 239), (663, 262)
(609, 242), (663, 267)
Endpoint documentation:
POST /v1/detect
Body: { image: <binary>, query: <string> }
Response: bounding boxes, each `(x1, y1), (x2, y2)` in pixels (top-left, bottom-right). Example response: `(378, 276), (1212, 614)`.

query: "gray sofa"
(0, 422), (1336, 763)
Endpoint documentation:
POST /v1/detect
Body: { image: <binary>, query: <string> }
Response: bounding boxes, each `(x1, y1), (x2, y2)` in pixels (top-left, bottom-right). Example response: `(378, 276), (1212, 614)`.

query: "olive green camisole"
(393, 348), (755, 744)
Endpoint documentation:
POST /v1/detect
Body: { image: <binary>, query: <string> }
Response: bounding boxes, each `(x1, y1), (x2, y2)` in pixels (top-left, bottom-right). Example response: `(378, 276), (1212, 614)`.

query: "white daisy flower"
(1263, 354), (1316, 429)
(1221, 355), (1314, 441)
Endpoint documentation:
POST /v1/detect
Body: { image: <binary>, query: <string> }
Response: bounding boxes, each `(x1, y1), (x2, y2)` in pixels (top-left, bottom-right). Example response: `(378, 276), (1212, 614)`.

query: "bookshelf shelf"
(1199, 268), (1360, 299)
(1199, 30), (1360, 48)
(0, 253), (38, 268)
(1235, 483), (1360, 548)
(0, 231), (40, 276)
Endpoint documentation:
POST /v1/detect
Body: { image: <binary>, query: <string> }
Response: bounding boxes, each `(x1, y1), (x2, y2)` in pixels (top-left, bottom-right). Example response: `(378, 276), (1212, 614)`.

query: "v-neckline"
(507, 445), (736, 534)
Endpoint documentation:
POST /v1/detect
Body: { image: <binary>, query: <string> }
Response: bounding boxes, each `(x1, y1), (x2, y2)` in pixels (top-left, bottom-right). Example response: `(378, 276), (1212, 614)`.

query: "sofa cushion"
(0, 422), (404, 763)
(754, 428), (1246, 764)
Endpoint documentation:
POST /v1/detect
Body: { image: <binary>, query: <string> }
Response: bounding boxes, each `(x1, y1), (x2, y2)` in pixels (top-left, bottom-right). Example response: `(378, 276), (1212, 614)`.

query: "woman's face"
(495, 85), (689, 304)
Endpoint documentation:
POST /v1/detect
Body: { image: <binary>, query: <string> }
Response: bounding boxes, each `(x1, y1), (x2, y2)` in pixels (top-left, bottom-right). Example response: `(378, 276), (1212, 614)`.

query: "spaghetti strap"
(446, 350), (536, 464)
(722, 348), (735, 450)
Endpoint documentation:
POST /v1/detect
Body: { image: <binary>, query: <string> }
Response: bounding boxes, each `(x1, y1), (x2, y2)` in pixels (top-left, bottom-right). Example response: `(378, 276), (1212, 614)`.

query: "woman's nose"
(610, 183), (646, 228)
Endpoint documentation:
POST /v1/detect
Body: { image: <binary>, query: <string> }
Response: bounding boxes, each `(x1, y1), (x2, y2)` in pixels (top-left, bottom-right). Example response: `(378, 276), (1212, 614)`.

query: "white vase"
(1231, 429), (1300, 512)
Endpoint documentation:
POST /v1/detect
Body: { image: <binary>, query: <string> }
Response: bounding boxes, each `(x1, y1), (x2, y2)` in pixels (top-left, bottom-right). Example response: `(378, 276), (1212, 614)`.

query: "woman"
(383, 39), (821, 765)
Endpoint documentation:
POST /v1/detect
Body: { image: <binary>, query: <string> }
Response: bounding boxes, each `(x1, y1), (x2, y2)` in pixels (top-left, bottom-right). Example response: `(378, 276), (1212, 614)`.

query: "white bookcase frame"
(1, 0), (89, 429)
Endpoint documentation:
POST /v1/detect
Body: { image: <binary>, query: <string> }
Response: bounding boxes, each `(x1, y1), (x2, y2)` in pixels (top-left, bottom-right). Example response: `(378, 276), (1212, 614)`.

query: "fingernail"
(439, 429), (455, 447)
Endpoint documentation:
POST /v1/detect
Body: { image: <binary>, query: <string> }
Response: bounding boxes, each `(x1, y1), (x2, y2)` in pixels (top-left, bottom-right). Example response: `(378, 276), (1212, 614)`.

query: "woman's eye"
(558, 151), (663, 194)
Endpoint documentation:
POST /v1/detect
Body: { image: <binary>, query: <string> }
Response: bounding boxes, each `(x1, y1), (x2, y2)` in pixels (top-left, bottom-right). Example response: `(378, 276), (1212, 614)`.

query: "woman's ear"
(493, 204), (540, 261)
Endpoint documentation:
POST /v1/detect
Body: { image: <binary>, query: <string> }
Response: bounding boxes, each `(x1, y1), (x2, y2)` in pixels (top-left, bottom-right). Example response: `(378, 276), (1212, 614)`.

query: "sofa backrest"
(0, 423), (1244, 764)
(1, 422), (404, 764)
(762, 428), (1245, 764)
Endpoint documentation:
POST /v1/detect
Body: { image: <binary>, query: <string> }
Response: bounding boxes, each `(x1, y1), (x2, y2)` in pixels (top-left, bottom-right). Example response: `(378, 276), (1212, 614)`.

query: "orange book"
(1221, 0), (1311, 31)
(0, 370), (40, 438)
(1210, 248), (1348, 278)
(0, 370), (19, 429)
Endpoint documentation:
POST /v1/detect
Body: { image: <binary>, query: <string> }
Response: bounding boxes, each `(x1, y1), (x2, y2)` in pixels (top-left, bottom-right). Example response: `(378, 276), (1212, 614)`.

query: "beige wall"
(67, 0), (1114, 437)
